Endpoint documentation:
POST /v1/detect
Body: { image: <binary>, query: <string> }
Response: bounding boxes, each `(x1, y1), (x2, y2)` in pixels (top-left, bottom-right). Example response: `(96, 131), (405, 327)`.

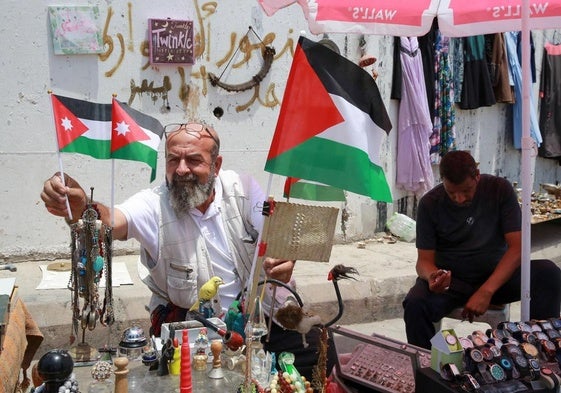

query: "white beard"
(169, 166), (216, 215)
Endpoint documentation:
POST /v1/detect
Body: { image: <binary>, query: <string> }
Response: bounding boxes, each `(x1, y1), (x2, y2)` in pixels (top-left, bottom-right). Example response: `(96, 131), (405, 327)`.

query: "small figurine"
(193, 327), (209, 371)
(113, 357), (129, 393)
(194, 327), (210, 351)
(208, 340), (224, 379)
(189, 276), (225, 317)
(157, 339), (175, 376)
(275, 301), (322, 348)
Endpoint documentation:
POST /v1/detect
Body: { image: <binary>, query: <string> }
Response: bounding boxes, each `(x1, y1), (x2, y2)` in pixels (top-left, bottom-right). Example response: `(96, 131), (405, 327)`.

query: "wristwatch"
(538, 320), (554, 331)
(480, 345), (494, 362)
(440, 362), (461, 381)
(539, 366), (561, 389)
(545, 328), (561, 340)
(489, 328), (508, 342)
(549, 317), (561, 330)
(528, 358), (541, 380)
(465, 348), (485, 372)
(520, 342), (539, 359)
(518, 321), (532, 333)
(539, 339), (557, 361)
(488, 363), (506, 382)
(459, 336), (475, 350)
(520, 332), (538, 345)
(505, 322), (521, 335)
(488, 344), (502, 359)
(536, 331), (550, 341)
(476, 362), (496, 385)
(443, 330), (461, 350)
(527, 320), (542, 332)
(470, 330), (488, 347)
(552, 336), (561, 350)
(501, 343), (523, 359)
(460, 372), (481, 392)
(498, 356), (519, 380)
(511, 354), (530, 379)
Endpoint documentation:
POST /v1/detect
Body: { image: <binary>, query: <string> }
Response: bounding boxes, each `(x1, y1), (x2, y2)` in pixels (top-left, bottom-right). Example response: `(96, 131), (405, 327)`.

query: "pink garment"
(396, 37), (434, 196)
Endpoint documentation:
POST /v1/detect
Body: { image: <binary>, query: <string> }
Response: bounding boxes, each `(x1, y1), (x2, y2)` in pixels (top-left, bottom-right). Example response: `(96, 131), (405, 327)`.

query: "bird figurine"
(275, 300), (322, 348)
(189, 276), (225, 313)
(325, 264), (359, 327)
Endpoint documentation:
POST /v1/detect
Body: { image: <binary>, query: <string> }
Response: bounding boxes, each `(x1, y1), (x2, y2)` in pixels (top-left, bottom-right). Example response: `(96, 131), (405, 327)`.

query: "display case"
(329, 325), (431, 393)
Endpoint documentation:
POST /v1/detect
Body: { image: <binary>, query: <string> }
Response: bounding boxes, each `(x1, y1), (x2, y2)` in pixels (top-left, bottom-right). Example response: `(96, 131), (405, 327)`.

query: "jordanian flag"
(111, 99), (164, 182)
(51, 94), (112, 159)
(265, 36), (393, 202)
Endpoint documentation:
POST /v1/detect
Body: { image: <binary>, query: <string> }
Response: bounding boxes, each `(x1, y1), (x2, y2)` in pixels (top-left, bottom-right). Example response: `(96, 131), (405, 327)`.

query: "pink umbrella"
(258, 0), (561, 320)
(260, 0), (561, 36)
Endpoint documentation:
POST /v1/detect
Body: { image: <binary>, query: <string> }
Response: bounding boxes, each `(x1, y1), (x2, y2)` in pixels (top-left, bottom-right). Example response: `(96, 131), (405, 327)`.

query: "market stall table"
(71, 357), (245, 392)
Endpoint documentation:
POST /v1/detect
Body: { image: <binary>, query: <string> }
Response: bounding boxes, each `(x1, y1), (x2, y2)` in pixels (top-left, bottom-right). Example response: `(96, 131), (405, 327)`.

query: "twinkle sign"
(149, 18), (194, 65)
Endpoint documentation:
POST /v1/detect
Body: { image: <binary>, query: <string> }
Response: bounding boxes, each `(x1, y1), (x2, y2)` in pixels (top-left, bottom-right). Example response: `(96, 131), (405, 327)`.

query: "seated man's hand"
(262, 258), (295, 283)
(428, 269), (451, 293)
(461, 289), (493, 322)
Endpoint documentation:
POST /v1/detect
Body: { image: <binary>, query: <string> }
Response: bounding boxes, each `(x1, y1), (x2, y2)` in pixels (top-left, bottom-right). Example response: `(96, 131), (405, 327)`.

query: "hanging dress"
(459, 35), (497, 109)
(430, 31), (457, 165)
(487, 33), (515, 104)
(538, 42), (561, 160)
(504, 31), (542, 149)
(396, 37), (434, 196)
(451, 37), (464, 104)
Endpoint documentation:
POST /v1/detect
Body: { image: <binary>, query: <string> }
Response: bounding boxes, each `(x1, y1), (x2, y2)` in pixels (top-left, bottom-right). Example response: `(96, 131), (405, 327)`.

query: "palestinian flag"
(284, 177), (346, 202)
(111, 99), (164, 182)
(265, 36), (393, 202)
(51, 94), (112, 159)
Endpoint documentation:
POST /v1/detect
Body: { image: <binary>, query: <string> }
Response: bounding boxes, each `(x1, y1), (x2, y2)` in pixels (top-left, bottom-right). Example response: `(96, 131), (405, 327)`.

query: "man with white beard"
(41, 121), (331, 380)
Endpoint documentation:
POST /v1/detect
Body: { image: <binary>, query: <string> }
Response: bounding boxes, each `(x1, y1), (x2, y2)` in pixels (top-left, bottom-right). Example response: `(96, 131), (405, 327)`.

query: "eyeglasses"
(164, 123), (219, 146)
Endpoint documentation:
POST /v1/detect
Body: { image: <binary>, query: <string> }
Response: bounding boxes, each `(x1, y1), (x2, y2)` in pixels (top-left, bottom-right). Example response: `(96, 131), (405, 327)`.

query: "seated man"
(403, 150), (561, 349)
(41, 121), (333, 380)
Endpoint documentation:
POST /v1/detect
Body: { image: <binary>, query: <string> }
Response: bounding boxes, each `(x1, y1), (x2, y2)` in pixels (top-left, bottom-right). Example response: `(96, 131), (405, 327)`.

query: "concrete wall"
(1, 0), (560, 261)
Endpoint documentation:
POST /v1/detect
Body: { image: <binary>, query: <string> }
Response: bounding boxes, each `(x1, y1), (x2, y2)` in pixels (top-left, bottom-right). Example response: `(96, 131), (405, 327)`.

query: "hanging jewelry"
(68, 187), (114, 358)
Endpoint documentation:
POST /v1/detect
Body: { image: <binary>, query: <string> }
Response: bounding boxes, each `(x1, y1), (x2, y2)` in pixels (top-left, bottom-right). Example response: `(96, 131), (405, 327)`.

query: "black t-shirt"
(416, 174), (521, 285)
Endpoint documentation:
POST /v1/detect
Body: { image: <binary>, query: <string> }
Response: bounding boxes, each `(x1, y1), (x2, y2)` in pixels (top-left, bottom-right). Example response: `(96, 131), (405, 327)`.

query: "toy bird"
(325, 264), (359, 327)
(275, 300), (322, 348)
(189, 276), (225, 312)
(275, 264), (360, 348)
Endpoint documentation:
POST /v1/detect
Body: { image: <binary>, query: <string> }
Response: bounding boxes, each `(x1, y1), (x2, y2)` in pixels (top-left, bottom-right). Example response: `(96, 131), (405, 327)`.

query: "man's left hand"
(461, 289), (493, 322)
(262, 258), (295, 283)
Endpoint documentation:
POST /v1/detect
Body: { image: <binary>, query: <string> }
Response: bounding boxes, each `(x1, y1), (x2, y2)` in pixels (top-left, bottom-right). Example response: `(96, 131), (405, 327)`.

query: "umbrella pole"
(520, 0), (532, 321)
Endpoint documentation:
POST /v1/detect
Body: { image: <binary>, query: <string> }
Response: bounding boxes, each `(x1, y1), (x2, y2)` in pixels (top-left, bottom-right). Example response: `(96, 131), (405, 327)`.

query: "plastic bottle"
(386, 213), (416, 242)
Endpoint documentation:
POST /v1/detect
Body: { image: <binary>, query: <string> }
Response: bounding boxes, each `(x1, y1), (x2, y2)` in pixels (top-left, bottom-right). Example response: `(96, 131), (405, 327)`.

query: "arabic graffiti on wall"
(94, 1), (293, 114)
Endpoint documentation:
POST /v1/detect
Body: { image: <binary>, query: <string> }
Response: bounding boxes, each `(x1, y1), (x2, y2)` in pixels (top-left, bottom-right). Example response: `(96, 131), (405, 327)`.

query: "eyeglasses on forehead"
(163, 123), (219, 146)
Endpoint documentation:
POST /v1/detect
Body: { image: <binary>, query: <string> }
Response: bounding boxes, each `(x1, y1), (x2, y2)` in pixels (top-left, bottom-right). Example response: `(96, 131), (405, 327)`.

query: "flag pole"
(243, 173), (274, 390)
(110, 95), (117, 227)
(48, 90), (73, 221)
(245, 172), (274, 314)
(519, 0), (532, 321)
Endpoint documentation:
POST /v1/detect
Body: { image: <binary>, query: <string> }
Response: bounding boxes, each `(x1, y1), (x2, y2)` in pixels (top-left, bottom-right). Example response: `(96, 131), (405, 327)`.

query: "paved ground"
(2, 219), (560, 360)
